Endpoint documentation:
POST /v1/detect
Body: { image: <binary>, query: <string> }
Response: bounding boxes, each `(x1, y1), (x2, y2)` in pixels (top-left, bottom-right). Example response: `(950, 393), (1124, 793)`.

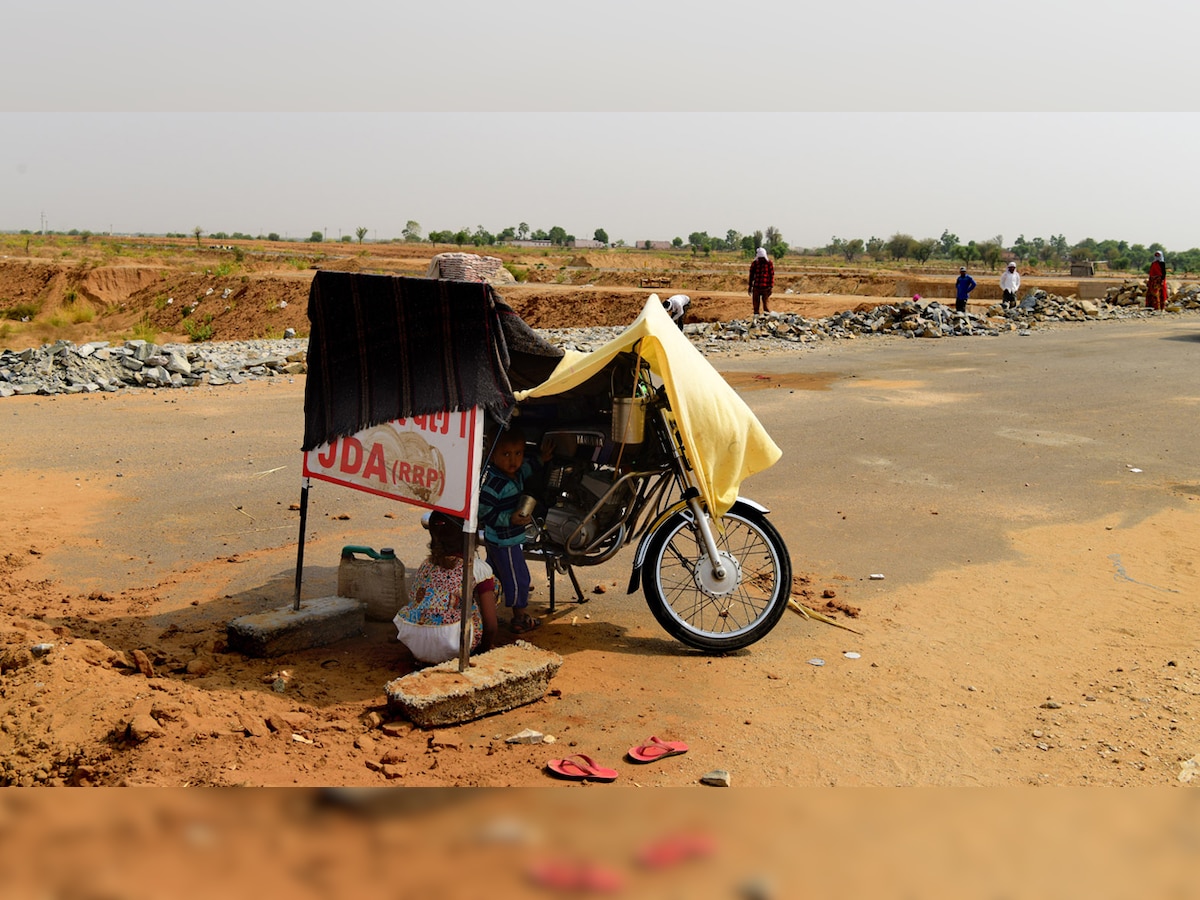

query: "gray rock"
(700, 769), (731, 787)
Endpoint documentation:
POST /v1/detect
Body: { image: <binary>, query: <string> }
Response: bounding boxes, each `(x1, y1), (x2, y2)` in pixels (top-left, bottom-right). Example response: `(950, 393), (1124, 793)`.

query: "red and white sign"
(303, 408), (483, 521)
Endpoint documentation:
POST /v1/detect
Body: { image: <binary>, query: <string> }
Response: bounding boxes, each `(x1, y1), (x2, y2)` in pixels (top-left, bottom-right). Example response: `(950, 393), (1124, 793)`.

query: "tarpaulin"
(515, 296), (781, 518)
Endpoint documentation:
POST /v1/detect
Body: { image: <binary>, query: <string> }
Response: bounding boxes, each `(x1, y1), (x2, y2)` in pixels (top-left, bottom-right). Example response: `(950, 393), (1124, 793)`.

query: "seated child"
(393, 512), (499, 664)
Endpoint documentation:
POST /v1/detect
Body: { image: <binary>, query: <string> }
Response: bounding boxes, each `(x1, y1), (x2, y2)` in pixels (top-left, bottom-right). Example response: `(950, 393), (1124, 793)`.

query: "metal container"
(338, 546), (407, 622)
(611, 396), (646, 445)
(515, 494), (537, 518)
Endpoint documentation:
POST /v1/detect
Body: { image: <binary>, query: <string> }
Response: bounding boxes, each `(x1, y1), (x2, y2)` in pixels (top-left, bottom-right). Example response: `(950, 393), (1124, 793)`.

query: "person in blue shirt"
(955, 267), (977, 314)
(478, 427), (552, 634)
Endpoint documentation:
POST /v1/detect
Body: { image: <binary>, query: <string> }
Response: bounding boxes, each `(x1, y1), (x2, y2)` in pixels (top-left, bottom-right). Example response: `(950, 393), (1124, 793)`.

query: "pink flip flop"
(527, 858), (625, 892)
(546, 754), (619, 782)
(627, 736), (689, 763)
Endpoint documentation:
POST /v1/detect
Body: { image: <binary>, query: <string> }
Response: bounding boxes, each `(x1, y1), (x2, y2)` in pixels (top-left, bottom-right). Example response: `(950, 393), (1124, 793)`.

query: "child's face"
(492, 438), (525, 477)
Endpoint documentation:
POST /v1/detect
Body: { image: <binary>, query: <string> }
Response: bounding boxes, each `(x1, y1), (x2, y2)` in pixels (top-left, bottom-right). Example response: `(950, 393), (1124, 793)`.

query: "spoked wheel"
(641, 500), (792, 652)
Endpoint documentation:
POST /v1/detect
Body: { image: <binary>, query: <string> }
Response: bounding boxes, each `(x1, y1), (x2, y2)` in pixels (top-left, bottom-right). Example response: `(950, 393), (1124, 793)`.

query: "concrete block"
(227, 596), (365, 658)
(385, 641), (562, 728)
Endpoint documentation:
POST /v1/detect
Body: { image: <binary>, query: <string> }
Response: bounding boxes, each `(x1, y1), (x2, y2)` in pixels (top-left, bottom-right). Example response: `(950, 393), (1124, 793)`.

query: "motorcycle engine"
(539, 432), (628, 553)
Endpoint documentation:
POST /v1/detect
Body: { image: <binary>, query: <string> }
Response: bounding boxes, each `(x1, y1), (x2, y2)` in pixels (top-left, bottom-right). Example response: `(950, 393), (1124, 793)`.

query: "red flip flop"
(627, 736), (689, 763)
(636, 832), (717, 869)
(546, 754), (619, 782)
(527, 858), (625, 892)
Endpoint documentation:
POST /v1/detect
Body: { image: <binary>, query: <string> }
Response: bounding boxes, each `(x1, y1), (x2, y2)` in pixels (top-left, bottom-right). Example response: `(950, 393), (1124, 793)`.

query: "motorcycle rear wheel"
(641, 501), (792, 652)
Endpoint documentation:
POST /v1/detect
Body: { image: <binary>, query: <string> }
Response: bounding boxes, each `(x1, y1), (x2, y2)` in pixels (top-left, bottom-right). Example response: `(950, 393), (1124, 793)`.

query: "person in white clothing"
(662, 294), (690, 330)
(1000, 262), (1021, 309)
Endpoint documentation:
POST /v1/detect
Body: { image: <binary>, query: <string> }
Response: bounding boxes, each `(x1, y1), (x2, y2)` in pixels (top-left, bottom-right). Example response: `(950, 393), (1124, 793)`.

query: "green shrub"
(184, 315), (215, 342)
(131, 318), (158, 343)
(3, 301), (41, 320)
(503, 262), (528, 282)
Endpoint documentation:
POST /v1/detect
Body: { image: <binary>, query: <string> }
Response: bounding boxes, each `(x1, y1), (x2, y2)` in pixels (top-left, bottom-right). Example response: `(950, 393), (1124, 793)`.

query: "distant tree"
(764, 225), (782, 249)
(688, 231), (709, 254)
(939, 229), (959, 258)
(267, 232), (280, 242)
(887, 233), (916, 261)
(979, 240), (1003, 270)
(532, 228), (549, 241)
(548, 225), (568, 245)
(497, 226), (516, 242)
(726, 229), (742, 250)
(453, 229), (470, 246)
(355, 226), (368, 244)
(518, 222), (530, 240)
(770, 242), (788, 260)
(672, 237), (684, 249)
(472, 225), (495, 246)
(402, 220), (422, 242)
(752, 230), (763, 251)
(593, 228), (608, 244)
(955, 242), (977, 266)
(912, 237), (938, 264)
(193, 226), (203, 247)
(340, 235), (352, 243)
(644, 240), (652, 250)
(866, 236), (885, 260)
(840, 237), (864, 263)
(80, 229), (92, 244)
(309, 230), (323, 243)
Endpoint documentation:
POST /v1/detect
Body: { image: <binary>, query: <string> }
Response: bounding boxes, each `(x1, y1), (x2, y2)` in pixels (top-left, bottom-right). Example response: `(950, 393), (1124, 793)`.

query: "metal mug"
(515, 494), (537, 518)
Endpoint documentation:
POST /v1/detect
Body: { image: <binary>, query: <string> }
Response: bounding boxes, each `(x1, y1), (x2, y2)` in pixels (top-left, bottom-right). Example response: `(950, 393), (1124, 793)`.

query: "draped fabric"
(1146, 260), (1168, 311)
(302, 272), (562, 452)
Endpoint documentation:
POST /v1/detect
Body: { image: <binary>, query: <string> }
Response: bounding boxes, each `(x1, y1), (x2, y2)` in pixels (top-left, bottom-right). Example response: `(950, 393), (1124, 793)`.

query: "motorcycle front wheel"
(641, 500), (792, 652)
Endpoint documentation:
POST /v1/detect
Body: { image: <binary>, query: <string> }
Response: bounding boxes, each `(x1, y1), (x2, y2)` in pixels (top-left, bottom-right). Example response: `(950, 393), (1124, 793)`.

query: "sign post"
(297, 408), (485, 670)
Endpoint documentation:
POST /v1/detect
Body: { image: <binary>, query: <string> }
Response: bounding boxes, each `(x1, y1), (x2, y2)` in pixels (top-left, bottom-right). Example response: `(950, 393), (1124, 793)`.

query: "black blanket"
(302, 272), (561, 451)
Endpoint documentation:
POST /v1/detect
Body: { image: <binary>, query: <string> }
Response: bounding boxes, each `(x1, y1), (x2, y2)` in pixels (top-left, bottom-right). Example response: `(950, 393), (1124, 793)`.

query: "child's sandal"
(510, 615), (542, 634)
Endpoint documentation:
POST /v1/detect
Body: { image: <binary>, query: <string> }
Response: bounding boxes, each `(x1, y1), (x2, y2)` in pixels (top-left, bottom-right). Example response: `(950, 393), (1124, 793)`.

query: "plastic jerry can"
(337, 546), (407, 622)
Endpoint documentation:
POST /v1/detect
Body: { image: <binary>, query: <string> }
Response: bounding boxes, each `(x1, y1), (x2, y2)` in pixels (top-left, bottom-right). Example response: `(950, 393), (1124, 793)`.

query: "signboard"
(302, 408), (483, 521)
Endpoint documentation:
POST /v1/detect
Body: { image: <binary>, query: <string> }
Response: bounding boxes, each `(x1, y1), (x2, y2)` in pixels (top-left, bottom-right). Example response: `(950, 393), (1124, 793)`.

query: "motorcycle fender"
(625, 496), (770, 593)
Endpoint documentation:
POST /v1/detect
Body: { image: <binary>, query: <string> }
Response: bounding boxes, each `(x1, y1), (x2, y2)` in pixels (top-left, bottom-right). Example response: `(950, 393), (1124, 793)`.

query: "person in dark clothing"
(748, 247), (774, 316)
(955, 267), (977, 313)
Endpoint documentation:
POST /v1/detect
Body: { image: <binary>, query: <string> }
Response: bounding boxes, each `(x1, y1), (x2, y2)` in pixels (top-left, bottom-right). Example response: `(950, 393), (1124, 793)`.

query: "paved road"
(5, 315), (1200, 604)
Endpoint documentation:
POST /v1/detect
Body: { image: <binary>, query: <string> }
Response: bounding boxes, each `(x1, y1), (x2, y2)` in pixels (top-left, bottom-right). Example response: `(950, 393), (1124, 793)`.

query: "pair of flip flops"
(626, 735), (689, 763)
(546, 738), (689, 782)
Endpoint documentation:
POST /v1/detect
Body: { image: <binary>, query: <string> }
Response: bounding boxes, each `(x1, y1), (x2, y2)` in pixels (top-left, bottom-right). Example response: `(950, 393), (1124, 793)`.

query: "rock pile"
(3, 290), (1196, 397)
(1104, 279), (1200, 310)
(698, 289), (1176, 347)
(0, 337), (309, 398)
(425, 252), (515, 285)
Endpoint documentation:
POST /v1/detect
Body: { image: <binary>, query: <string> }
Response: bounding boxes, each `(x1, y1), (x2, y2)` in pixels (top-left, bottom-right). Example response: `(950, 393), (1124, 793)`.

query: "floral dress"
(394, 556), (493, 663)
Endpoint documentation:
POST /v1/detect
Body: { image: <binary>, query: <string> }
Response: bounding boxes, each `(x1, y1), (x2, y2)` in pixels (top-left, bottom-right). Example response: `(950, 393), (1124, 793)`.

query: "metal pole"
(457, 524), (477, 672)
(294, 478), (311, 610)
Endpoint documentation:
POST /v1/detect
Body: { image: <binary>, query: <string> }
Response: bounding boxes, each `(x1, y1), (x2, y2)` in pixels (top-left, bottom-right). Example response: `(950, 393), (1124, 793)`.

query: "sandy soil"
(2, 238), (1195, 795)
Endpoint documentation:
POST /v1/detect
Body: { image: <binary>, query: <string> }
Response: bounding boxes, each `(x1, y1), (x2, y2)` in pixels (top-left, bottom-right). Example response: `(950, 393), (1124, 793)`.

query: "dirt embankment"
(1, 238), (1116, 348)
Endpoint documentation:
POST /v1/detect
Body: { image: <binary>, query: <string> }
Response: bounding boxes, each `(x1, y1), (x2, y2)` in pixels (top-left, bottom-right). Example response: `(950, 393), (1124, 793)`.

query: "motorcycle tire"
(641, 500), (792, 652)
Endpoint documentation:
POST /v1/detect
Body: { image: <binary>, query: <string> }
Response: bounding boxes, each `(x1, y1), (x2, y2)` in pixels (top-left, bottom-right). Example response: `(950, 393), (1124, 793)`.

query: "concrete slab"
(385, 641), (562, 728)
(227, 596), (365, 658)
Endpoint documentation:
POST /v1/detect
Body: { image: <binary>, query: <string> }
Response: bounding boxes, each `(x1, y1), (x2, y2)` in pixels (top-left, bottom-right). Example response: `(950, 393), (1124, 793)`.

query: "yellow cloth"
(514, 295), (782, 518)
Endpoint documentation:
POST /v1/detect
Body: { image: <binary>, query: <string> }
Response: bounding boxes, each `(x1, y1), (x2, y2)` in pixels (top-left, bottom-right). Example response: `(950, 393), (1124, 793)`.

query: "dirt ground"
(1, 237), (1196, 798)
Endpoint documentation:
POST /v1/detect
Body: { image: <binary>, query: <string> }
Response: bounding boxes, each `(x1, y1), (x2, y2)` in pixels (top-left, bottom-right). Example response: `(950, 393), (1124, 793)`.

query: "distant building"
(509, 239), (553, 248)
(569, 239), (606, 249)
(636, 240), (673, 250)
(1070, 261), (1096, 277)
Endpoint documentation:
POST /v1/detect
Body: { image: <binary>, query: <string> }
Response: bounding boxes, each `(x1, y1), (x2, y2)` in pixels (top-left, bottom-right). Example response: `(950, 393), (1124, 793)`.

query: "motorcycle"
(509, 349), (792, 653)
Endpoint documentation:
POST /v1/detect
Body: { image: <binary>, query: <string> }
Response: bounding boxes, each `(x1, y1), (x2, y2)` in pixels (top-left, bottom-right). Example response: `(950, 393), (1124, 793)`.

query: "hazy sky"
(4, 2), (1198, 249)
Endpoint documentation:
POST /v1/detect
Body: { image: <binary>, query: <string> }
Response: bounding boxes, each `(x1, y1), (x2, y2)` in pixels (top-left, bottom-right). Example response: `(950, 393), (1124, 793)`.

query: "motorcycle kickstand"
(545, 558), (587, 612)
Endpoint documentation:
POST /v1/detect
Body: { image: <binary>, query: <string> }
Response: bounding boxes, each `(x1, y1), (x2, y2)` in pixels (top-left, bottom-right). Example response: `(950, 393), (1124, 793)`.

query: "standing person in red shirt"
(748, 247), (775, 316)
(1146, 250), (1168, 311)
